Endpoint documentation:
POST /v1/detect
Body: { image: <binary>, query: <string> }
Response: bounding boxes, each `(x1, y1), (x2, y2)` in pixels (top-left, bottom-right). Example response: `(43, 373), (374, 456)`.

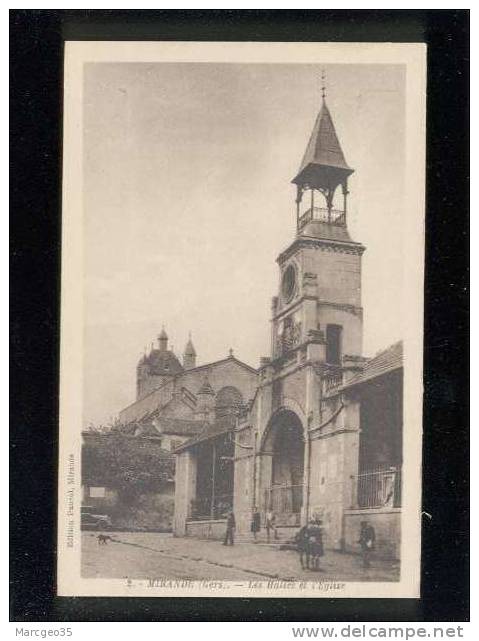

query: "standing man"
(251, 506), (261, 542)
(295, 522), (310, 570)
(223, 510), (236, 546)
(358, 520), (376, 568)
(265, 510), (277, 543)
(307, 518), (325, 572)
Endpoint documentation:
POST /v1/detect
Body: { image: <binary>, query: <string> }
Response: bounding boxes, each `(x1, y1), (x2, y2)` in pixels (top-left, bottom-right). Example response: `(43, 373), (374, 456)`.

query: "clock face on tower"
(281, 264), (297, 303)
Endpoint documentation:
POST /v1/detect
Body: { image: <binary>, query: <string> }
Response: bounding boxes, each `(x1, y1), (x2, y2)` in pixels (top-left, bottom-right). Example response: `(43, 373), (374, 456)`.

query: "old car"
(80, 505), (112, 531)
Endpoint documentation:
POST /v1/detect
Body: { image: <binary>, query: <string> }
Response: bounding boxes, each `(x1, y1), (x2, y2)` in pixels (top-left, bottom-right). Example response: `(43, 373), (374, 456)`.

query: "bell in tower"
(292, 73), (354, 236)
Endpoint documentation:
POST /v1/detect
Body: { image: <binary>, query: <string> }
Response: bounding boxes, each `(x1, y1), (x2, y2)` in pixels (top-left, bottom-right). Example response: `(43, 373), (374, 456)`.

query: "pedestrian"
(307, 518), (324, 571)
(223, 510), (236, 546)
(295, 523), (310, 570)
(358, 520), (375, 568)
(265, 510), (277, 543)
(250, 506), (261, 542)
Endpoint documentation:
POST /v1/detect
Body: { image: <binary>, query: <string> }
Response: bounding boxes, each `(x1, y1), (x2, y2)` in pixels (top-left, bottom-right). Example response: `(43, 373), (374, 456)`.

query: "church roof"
(293, 100), (353, 186)
(157, 417), (206, 436)
(342, 341), (403, 389)
(299, 101), (351, 172)
(147, 349), (184, 376)
(186, 355), (258, 376)
(173, 415), (236, 452)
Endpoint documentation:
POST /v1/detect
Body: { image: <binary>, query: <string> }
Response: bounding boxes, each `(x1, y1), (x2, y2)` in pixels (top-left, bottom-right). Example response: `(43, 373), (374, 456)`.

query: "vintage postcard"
(57, 41), (426, 598)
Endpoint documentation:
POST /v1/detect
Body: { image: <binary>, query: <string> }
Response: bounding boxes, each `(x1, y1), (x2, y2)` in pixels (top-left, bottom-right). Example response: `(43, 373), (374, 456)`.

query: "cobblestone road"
(82, 531), (400, 582)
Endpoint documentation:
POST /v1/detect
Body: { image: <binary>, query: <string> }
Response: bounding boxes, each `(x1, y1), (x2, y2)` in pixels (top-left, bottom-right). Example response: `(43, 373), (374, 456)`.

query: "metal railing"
(299, 207), (346, 229)
(352, 467), (402, 509)
(188, 493), (234, 521)
(263, 484), (304, 518)
(323, 371), (343, 393)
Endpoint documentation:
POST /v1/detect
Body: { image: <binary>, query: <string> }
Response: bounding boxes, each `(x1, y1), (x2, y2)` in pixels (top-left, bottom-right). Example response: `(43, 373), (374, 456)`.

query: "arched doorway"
(261, 410), (305, 525)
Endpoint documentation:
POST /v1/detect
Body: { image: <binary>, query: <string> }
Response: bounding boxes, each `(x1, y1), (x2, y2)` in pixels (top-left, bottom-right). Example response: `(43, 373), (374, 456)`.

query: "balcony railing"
(323, 370), (343, 393)
(351, 467), (402, 509)
(299, 207), (346, 230)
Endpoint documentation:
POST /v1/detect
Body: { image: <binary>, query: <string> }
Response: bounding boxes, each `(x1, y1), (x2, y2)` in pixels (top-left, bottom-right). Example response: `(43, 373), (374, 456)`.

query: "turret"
(158, 327), (168, 352)
(183, 333), (197, 370)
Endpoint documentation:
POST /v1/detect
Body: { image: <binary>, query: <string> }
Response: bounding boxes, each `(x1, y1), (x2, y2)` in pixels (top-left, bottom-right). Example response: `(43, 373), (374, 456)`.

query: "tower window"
(281, 264), (297, 303)
(326, 324), (342, 365)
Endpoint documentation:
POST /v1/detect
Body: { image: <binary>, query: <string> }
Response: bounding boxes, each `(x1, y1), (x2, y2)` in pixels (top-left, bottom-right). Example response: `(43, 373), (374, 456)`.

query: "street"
(82, 532), (400, 582)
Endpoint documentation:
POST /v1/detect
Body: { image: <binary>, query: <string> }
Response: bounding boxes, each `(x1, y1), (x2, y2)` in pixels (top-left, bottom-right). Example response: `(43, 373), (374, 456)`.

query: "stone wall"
(233, 425), (255, 536)
(173, 450), (197, 536)
(82, 483), (174, 531)
(180, 359), (258, 407)
(343, 508), (401, 559)
(301, 244), (362, 308)
(185, 519), (227, 540)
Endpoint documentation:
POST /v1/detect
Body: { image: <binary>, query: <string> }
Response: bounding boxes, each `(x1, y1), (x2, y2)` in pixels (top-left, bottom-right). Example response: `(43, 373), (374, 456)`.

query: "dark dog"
(97, 534), (113, 545)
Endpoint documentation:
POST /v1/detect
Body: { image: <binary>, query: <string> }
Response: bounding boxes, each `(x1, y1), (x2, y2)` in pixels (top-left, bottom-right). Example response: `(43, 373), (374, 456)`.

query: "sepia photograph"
(57, 41), (426, 599)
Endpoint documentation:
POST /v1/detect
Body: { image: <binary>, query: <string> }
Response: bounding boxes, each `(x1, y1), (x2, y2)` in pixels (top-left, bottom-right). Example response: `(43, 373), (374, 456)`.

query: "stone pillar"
(340, 397), (361, 509)
(256, 452), (273, 512)
(173, 449), (197, 537)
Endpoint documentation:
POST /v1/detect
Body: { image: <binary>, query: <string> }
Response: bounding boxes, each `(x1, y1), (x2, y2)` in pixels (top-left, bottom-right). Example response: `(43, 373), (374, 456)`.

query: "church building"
(118, 329), (258, 454)
(172, 89), (403, 559)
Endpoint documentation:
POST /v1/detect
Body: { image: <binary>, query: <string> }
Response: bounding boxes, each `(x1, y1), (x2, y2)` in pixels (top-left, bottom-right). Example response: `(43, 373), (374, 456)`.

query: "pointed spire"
(183, 332), (197, 370)
(159, 325), (168, 339)
(294, 101), (352, 182)
(184, 332), (196, 356)
(292, 71), (353, 193)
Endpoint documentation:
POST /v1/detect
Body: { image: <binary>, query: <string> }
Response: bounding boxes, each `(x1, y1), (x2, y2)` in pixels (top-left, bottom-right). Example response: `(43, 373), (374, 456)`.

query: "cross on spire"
(321, 69), (326, 102)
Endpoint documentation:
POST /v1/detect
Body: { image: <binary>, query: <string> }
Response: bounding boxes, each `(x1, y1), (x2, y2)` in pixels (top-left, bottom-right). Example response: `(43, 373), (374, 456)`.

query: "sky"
(83, 62), (405, 427)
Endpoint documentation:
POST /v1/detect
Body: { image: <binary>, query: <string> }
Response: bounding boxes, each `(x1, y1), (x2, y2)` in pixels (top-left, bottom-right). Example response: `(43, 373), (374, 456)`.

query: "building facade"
(118, 329), (258, 452)
(173, 93), (403, 558)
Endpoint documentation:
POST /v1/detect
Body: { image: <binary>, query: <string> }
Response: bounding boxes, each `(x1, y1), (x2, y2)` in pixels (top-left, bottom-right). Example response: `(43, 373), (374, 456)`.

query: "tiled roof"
(157, 417), (206, 436)
(184, 355), (258, 376)
(294, 101), (352, 185)
(147, 349), (184, 376)
(342, 341), (403, 389)
(174, 415), (236, 452)
(136, 422), (162, 438)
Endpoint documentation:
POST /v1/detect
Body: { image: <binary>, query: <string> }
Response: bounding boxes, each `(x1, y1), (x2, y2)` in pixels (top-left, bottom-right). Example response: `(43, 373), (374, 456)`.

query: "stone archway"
(259, 409), (305, 526)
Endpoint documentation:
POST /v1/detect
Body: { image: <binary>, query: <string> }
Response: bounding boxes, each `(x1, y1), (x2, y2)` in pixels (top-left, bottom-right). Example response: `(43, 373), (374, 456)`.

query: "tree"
(82, 432), (175, 505)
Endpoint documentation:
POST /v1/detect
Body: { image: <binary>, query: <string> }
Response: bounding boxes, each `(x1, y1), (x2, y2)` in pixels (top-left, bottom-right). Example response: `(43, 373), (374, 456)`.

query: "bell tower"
(271, 78), (365, 364)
